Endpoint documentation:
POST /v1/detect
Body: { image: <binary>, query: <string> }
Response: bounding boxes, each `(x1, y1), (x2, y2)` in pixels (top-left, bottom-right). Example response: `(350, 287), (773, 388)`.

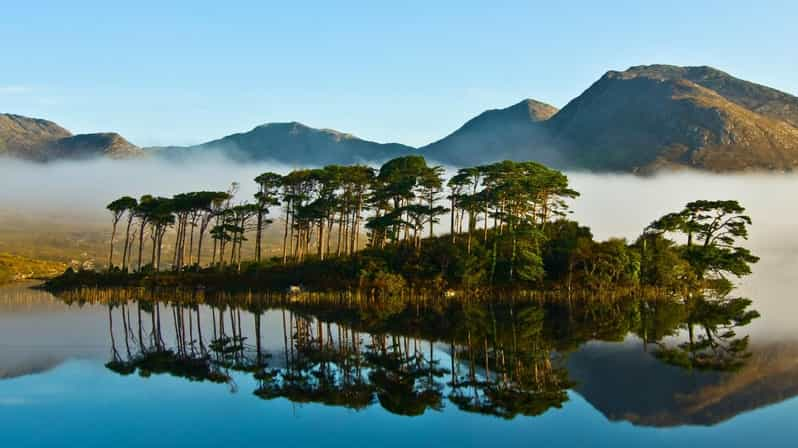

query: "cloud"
(0, 158), (795, 339)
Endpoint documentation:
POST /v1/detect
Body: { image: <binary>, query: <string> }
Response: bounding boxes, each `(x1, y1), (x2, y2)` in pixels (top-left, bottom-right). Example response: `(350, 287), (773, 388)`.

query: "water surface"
(1, 282), (797, 447)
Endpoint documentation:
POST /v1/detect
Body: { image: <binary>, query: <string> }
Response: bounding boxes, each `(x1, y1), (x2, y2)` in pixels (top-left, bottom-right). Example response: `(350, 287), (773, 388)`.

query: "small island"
(45, 155), (759, 302)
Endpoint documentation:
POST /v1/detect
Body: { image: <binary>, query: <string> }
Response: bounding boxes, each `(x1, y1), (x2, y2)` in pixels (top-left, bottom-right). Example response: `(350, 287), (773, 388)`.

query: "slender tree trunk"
(282, 201), (290, 263)
(354, 201), (362, 253)
(196, 225), (205, 267)
(288, 207), (295, 261)
(336, 211), (343, 256)
(255, 209), (263, 262)
(342, 210), (350, 255)
(172, 218), (182, 270)
(188, 220), (196, 267)
(108, 219), (118, 270)
(450, 196), (456, 244)
(122, 214), (133, 272)
(326, 213), (334, 257)
(318, 217), (325, 260)
(150, 227), (157, 269)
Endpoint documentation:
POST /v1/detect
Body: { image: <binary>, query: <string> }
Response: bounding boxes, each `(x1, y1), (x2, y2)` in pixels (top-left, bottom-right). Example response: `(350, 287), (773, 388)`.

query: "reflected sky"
(1, 356), (797, 447)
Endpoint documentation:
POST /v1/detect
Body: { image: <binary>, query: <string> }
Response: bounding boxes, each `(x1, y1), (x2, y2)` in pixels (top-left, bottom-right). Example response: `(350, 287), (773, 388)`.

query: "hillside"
(617, 65), (798, 128)
(420, 99), (559, 166)
(0, 113), (144, 161)
(45, 133), (145, 160)
(0, 253), (67, 284)
(548, 67), (798, 172)
(154, 121), (416, 165)
(0, 114), (72, 160)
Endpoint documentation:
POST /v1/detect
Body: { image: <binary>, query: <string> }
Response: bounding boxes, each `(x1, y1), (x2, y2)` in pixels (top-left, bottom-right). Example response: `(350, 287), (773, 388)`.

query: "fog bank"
(1, 158), (796, 338)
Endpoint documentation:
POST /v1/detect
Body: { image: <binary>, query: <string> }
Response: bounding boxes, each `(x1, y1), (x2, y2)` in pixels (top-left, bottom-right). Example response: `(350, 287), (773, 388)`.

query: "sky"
(1, 0), (796, 148)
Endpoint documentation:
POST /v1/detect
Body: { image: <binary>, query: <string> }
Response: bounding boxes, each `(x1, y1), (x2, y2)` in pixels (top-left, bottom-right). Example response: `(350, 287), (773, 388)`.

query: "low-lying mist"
(1, 157), (796, 338)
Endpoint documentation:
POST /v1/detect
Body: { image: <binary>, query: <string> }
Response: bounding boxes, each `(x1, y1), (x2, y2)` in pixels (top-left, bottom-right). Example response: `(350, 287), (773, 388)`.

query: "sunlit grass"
(0, 252), (67, 284)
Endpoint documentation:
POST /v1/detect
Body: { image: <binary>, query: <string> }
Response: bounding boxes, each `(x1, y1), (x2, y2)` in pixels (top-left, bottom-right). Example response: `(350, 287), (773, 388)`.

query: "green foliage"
(646, 200), (759, 281)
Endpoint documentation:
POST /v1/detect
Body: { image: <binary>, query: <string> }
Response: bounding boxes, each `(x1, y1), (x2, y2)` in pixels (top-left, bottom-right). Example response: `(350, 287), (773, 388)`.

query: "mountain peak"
(420, 98), (559, 165)
(250, 121), (357, 141)
(507, 99), (559, 122)
(182, 120), (413, 164)
(599, 64), (798, 128)
(605, 64), (727, 82)
(549, 64), (798, 172)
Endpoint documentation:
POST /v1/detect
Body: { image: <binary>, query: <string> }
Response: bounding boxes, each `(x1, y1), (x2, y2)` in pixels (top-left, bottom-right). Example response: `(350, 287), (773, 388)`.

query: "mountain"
(616, 65), (798, 128)
(5, 64), (798, 172)
(0, 114), (71, 160)
(548, 65), (798, 172)
(420, 99), (558, 166)
(153, 121), (416, 165)
(0, 113), (144, 161)
(45, 133), (144, 160)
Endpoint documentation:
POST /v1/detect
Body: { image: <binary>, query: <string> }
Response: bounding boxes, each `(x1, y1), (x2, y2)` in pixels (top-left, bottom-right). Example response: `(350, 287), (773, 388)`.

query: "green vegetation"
(46, 156), (758, 298)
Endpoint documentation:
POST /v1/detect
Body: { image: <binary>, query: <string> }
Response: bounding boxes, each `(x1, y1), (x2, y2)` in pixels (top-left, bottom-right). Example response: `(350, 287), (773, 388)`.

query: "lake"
(1, 280), (797, 447)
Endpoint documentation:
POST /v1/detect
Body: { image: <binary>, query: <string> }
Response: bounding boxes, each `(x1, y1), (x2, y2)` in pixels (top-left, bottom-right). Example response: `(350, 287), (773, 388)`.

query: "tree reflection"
(70, 285), (759, 419)
(647, 295), (759, 371)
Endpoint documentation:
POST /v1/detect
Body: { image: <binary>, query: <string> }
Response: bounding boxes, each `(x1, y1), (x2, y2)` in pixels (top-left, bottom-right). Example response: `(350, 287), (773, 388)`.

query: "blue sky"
(1, 1), (796, 147)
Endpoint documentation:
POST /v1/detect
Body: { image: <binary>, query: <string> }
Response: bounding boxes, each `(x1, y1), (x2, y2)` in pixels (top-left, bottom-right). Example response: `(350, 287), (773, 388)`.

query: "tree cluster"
(101, 157), (758, 296)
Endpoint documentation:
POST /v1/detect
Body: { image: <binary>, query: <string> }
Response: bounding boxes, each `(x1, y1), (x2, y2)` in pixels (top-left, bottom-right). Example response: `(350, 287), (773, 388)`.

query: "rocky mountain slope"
(547, 66), (798, 172)
(0, 113), (144, 161)
(620, 65), (798, 128)
(420, 99), (558, 166)
(0, 114), (71, 160)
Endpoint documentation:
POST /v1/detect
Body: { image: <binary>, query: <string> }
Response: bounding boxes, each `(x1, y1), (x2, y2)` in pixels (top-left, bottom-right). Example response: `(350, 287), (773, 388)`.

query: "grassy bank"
(0, 253), (68, 285)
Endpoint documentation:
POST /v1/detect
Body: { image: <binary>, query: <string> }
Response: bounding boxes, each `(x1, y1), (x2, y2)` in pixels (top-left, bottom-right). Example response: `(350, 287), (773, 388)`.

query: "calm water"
(1, 282), (797, 447)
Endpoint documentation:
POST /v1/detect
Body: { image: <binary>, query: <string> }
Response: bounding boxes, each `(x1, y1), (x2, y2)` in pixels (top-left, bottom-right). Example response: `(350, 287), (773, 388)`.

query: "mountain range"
(3, 64), (798, 172)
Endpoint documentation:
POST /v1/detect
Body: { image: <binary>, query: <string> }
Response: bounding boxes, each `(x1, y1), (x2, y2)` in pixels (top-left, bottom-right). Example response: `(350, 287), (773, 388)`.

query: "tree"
(253, 172), (282, 262)
(106, 196), (137, 270)
(647, 200), (759, 282)
(475, 161), (579, 283)
(134, 195), (158, 271)
(228, 203), (258, 270)
(417, 165), (447, 239)
(195, 191), (230, 267)
(147, 197), (175, 271)
(368, 155), (442, 249)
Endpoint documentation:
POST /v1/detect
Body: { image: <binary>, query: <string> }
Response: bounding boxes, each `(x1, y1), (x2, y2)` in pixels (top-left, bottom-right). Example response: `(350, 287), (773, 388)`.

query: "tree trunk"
(108, 220), (118, 270)
(318, 217), (325, 260)
(122, 214), (133, 272)
(282, 201), (290, 264)
(450, 196), (456, 244)
(255, 209), (263, 262)
(188, 219), (196, 267)
(354, 201), (362, 253)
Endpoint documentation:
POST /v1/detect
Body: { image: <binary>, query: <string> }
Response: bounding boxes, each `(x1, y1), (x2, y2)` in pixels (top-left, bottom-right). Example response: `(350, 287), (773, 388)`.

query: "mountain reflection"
(41, 286), (793, 424)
